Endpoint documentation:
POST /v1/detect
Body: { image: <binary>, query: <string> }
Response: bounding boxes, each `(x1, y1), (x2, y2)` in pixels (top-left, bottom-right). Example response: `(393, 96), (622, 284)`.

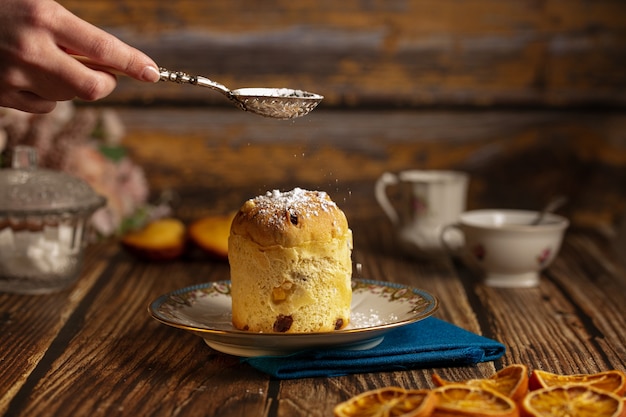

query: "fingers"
(0, 90), (57, 114)
(0, 46), (118, 99)
(39, 52), (120, 102)
(0, 0), (160, 113)
(0, 48), (119, 113)
(0, 69), (116, 113)
(52, 6), (160, 83)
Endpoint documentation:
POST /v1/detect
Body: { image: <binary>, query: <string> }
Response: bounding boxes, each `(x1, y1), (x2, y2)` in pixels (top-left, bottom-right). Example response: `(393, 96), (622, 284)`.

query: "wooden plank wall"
(59, 0), (626, 108)
(115, 109), (626, 235)
(56, 1), (626, 241)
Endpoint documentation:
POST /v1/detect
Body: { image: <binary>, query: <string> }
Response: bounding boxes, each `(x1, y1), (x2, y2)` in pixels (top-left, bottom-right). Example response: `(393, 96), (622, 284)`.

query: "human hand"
(0, 0), (160, 113)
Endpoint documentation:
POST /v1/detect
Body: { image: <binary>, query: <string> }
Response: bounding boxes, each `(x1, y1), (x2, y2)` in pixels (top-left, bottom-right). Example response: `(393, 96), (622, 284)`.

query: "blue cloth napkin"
(243, 317), (505, 379)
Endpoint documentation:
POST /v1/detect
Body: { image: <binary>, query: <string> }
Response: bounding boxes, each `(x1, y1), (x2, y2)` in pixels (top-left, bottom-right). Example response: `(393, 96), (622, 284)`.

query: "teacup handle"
(374, 172), (400, 224)
(440, 223), (464, 254)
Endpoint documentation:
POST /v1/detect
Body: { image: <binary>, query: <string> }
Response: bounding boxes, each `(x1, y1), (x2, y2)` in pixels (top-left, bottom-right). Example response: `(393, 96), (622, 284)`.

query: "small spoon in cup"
(531, 195), (568, 225)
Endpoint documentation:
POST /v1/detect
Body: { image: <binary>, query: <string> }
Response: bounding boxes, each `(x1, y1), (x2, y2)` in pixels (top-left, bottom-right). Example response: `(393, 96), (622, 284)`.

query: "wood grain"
(2, 217), (624, 416)
(1, 107), (625, 416)
(114, 108), (626, 232)
(0, 244), (114, 416)
(57, 0), (626, 107)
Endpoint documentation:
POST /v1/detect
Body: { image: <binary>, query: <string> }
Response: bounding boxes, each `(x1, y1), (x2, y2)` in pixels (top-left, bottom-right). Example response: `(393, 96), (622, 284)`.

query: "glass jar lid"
(0, 146), (106, 214)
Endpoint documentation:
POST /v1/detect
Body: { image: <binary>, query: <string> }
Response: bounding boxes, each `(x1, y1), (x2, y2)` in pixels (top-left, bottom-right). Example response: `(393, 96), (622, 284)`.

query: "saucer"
(149, 279), (439, 357)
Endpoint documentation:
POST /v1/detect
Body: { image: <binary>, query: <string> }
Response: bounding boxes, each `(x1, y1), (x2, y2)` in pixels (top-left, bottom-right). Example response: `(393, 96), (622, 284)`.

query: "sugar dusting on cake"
(251, 188), (337, 228)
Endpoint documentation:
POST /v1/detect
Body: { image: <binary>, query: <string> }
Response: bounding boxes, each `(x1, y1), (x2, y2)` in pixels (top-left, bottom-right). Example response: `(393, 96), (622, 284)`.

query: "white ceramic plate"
(149, 279), (439, 357)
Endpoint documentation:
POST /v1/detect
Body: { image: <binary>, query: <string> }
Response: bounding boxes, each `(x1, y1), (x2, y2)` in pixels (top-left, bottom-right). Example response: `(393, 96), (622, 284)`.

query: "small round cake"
(228, 188), (352, 333)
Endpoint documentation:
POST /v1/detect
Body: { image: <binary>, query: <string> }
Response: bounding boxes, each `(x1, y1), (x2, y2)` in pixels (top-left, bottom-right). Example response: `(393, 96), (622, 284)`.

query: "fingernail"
(141, 66), (161, 83)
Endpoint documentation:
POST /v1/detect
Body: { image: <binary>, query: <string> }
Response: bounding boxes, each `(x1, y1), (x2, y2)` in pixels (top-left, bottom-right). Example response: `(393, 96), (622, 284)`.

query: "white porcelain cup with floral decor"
(441, 209), (569, 287)
(375, 170), (469, 257)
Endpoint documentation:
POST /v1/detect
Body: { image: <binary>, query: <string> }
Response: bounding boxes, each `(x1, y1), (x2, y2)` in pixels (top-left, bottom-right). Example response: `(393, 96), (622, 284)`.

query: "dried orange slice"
(333, 387), (436, 417)
(188, 213), (235, 260)
(529, 369), (626, 396)
(121, 218), (186, 261)
(522, 385), (626, 417)
(432, 384), (519, 417)
(433, 364), (529, 402)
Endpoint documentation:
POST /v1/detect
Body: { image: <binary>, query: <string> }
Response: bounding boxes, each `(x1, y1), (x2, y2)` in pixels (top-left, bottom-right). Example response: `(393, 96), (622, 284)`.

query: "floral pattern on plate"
(149, 278), (439, 357)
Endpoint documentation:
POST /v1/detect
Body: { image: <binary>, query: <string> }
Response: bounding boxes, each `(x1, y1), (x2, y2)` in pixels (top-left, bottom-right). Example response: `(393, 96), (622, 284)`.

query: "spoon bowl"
(229, 88), (323, 119)
(159, 68), (323, 119)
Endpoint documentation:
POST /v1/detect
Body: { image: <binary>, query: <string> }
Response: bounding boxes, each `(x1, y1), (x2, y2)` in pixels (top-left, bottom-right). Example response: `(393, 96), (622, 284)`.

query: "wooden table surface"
(1, 194), (625, 416)
(1, 108), (626, 416)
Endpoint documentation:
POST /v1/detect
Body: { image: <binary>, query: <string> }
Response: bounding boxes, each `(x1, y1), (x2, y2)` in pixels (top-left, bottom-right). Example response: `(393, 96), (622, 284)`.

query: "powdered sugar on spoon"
(159, 69), (323, 119)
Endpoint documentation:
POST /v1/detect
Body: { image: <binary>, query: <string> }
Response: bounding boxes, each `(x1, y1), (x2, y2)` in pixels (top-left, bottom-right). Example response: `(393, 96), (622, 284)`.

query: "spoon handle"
(71, 55), (236, 102)
(158, 68), (232, 97)
(157, 69), (245, 111)
(531, 195), (568, 225)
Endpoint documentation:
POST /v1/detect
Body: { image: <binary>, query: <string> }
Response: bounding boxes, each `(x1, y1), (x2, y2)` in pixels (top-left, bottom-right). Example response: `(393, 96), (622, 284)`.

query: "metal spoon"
(72, 55), (323, 119)
(531, 195), (568, 225)
(158, 68), (323, 119)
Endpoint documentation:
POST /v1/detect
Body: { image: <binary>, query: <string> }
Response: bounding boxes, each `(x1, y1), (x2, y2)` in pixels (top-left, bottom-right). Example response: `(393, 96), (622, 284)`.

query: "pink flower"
(62, 143), (150, 236)
(1, 102), (165, 237)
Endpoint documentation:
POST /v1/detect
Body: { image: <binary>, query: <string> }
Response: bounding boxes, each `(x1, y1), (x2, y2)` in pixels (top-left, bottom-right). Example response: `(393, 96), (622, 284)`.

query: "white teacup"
(442, 209), (569, 287)
(375, 170), (469, 257)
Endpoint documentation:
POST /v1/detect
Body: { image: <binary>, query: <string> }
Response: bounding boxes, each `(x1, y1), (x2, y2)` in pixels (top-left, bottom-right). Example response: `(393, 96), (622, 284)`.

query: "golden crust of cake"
(229, 188), (353, 333)
(230, 188), (349, 248)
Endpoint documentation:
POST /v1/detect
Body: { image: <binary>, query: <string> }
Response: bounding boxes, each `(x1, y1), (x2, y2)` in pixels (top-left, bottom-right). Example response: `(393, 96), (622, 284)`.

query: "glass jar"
(0, 146), (106, 294)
